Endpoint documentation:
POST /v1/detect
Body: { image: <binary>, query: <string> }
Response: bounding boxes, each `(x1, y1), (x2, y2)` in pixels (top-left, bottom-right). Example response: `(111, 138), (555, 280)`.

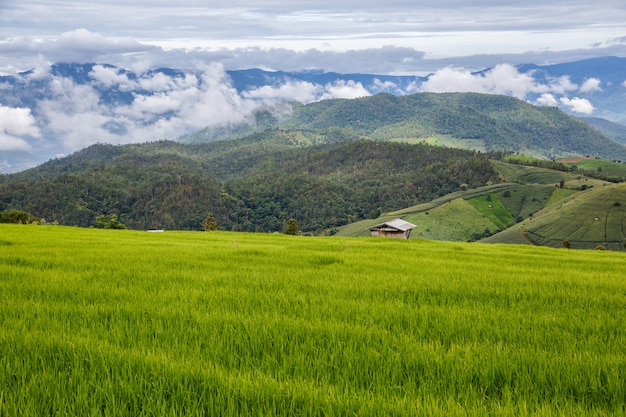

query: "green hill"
(182, 92), (626, 161)
(336, 159), (626, 250)
(581, 116), (626, 145)
(335, 183), (528, 241)
(485, 182), (626, 250)
(0, 139), (499, 234)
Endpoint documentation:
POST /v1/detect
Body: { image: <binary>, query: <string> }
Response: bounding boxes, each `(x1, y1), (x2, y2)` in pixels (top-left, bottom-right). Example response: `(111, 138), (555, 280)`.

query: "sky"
(1, 0), (626, 75)
(0, 1), (625, 172)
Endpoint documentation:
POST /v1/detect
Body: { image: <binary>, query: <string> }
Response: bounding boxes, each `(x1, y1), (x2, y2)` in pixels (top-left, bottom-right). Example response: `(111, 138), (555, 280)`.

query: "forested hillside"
(0, 138), (499, 233)
(3, 91), (624, 236)
(182, 92), (626, 161)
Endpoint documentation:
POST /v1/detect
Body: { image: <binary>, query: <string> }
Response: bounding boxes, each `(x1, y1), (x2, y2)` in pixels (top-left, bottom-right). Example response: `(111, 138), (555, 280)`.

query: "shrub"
(95, 214), (127, 229)
(284, 218), (299, 235)
(0, 209), (39, 224)
(202, 212), (218, 231)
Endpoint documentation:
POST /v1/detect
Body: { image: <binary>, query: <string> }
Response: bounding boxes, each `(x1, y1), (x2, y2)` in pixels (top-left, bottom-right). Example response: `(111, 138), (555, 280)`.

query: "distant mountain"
(581, 117), (626, 145)
(183, 92), (626, 161)
(516, 56), (626, 124)
(1, 56), (625, 172)
(234, 57), (626, 124)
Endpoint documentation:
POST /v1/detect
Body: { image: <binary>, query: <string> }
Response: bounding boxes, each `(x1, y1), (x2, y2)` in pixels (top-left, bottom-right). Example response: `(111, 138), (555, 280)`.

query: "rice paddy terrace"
(1, 224), (625, 416)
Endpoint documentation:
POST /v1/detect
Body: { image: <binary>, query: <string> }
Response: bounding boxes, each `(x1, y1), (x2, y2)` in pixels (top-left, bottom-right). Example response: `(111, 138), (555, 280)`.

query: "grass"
(388, 136), (444, 146)
(558, 157), (626, 178)
(406, 198), (499, 241)
(490, 160), (576, 184)
(466, 194), (514, 229)
(1, 224), (626, 416)
(335, 183), (547, 241)
(519, 182), (626, 250)
(496, 185), (556, 221)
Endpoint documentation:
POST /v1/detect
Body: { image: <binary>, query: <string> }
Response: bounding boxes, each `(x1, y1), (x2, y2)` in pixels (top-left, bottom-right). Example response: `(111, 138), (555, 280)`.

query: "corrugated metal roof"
(369, 218), (416, 232)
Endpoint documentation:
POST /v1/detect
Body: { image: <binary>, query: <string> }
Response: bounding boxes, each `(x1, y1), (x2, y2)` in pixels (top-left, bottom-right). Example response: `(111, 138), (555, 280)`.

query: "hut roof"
(369, 218), (416, 232)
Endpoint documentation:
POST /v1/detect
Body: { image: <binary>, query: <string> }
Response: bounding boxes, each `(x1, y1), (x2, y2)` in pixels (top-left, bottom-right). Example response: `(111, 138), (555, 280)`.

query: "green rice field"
(1, 224), (625, 416)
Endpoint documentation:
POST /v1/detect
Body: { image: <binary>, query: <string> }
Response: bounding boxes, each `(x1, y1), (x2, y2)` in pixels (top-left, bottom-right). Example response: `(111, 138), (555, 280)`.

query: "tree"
(284, 218), (299, 235)
(202, 212), (218, 231)
(95, 214), (127, 229)
(0, 209), (39, 224)
(562, 239), (571, 249)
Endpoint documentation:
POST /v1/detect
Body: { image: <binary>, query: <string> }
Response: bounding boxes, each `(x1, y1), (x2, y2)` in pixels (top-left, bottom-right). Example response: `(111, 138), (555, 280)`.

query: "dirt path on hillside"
(519, 228), (536, 245)
(556, 156), (591, 164)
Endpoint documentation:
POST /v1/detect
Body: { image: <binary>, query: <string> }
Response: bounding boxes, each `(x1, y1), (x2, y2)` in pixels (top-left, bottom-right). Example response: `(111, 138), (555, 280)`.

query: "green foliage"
(94, 214), (127, 229)
(202, 212), (218, 231)
(284, 218), (299, 235)
(282, 92), (626, 160)
(0, 209), (39, 224)
(1, 225), (626, 415)
(0, 140), (500, 235)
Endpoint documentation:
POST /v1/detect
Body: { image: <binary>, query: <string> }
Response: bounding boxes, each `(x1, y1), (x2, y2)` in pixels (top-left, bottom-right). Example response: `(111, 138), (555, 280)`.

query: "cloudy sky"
(1, 0), (626, 74)
(0, 1), (625, 172)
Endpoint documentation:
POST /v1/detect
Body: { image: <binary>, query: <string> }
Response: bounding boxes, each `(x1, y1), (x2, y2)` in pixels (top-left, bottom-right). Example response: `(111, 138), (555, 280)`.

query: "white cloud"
(0, 134), (32, 151)
(580, 77), (602, 93)
(244, 81), (320, 103)
(559, 97), (594, 114)
(2, 59), (376, 160)
(0, 106), (41, 138)
(419, 64), (543, 99)
(4, 2), (626, 69)
(50, 29), (149, 64)
(372, 78), (419, 95)
(137, 73), (173, 92)
(2, 26), (626, 77)
(243, 78), (370, 103)
(177, 64), (256, 128)
(89, 65), (135, 90)
(417, 64), (596, 115)
(543, 75), (578, 95)
(319, 80), (370, 100)
(28, 62), (268, 151)
(535, 93), (559, 107)
(0, 106), (41, 151)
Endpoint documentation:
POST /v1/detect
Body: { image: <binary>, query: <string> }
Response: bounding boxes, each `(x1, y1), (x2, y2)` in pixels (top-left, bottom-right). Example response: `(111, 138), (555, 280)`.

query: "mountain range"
(1, 56), (625, 172)
(2, 89), (626, 247)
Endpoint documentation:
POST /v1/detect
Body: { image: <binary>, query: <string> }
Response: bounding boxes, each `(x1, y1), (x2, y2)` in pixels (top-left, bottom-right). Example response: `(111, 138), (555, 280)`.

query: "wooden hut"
(368, 218), (416, 239)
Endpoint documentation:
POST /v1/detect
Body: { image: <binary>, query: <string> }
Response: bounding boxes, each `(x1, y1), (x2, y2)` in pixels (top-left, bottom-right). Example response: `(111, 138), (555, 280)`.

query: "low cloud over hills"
(1, 57), (625, 172)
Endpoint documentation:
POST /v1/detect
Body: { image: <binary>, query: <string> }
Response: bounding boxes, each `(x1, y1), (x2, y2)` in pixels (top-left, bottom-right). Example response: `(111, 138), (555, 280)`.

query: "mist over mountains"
(1, 56), (625, 173)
